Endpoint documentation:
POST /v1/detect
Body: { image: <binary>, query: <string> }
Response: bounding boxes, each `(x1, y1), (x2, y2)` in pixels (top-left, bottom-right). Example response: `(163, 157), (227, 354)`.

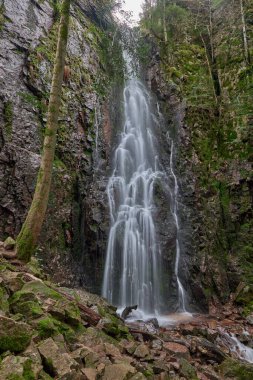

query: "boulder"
(134, 344), (150, 359)
(47, 299), (81, 326)
(10, 291), (43, 319)
(219, 358), (253, 379)
(38, 337), (79, 378)
(190, 337), (226, 363)
(0, 355), (27, 379)
(0, 315), (33, 353)
(104, 343), (122, 359)
(102, 363), (136, 380)
(3, 237), (16, 250)
(164, 341), (190, 359)
(152, 361), (169, 374)
(81, 367), (98, 380)
(1, 270), (24, 293)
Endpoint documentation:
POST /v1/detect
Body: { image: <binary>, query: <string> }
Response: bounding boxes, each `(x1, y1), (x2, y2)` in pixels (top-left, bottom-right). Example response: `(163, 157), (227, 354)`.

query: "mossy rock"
(47, 299), (81, 326)
(10, 292), (43, 319)
(3, 237), (15, 251)
(219, 358), (253, 379)
(36, 317), (59, 339)
(0, 316), (33, 353)
(15, 281), (62, 302)
(179, 358), (198, 379)
(0, 285), (9, 313)
(35, 315), (84, 343)
(100, 314), (131, 340)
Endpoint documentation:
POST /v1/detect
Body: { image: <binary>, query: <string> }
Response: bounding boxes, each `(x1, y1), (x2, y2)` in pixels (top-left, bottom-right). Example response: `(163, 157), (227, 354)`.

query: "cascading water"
(102, 73), (164, 316)
(168, 137), (187, 312)
(102, 55), (188, 319)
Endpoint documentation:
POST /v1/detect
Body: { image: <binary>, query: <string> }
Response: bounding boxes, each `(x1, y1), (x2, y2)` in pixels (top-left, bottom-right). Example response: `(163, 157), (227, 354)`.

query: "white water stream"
(222, 331), (253, 364)
(102, 61), (187, 318)
(169, 139), (187, 312)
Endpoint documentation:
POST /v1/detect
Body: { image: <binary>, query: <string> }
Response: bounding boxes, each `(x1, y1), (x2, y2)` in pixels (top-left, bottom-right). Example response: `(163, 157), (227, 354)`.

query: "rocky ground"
(1, 242), (253, 380)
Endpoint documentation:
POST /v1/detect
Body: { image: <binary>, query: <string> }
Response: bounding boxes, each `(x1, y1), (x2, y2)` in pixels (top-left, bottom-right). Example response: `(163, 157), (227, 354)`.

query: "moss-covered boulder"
(0, 316), (33, 353)
(47, 299), (81, 326)
(3, 236), (16, 250)
(16, 281), (63, 301)
(10, 291), (43, 319)
(219, 358), (253, 379)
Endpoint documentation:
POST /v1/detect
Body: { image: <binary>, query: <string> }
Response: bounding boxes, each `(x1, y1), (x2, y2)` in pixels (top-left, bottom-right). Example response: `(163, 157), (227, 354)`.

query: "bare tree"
(16, 0), (71, 262)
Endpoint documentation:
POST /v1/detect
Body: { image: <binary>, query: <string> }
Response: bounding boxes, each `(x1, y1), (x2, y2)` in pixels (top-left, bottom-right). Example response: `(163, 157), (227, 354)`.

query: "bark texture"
(16, 0), (71, 261)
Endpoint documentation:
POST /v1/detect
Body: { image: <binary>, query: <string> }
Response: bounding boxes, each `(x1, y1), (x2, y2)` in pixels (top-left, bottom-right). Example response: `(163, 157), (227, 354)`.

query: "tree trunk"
(163, 0), (168, 44)
(240, 0), (250, 64)
(16, 0), (71, 262)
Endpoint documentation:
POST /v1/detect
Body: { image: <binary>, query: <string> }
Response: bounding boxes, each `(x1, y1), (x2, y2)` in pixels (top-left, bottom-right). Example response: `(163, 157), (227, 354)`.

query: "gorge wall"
(0, 0), (252, 315)
(0, 0), (124, 291)
(142, 0), (253, 312)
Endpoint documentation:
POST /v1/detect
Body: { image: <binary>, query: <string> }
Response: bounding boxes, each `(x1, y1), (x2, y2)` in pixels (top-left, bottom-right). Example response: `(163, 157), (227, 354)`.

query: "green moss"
(37, 317), (58, 339)
(7, 375), (24, 380)
(0, 332), (32, 354)
(23, 359), (35, 380)
(16, 223), (36, 263)
(0, 286), (9, 313)
(10, 294), (43, 319)
(219, 358), (253, 379)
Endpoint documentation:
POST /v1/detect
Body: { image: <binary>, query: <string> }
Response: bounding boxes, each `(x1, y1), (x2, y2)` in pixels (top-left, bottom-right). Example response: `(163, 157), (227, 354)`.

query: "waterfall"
(102, 74), (164, 316)
(102, 56), (188, 318)
(169, 139), (187, 312)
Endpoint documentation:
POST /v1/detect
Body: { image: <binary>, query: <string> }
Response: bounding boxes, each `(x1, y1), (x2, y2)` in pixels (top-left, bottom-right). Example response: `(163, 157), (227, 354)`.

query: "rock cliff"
(0, 0), (123, 291)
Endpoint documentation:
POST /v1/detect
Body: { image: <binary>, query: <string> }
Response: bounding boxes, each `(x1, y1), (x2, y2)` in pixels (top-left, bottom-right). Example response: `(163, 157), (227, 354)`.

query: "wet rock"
(0, 315), (33, 353)
(102, 363), (136, 380)
(3, 236), (16, 250)
(164, 341), (190, 359)
(190, 337), (226, 363)
(146, 318), (159, 329)
(121, 305), (137, 320)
